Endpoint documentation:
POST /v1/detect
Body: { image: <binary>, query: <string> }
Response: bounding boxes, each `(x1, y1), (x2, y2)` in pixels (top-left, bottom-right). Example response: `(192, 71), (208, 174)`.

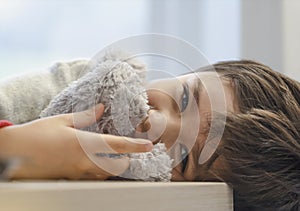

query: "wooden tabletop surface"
(0, 181), (233, 211)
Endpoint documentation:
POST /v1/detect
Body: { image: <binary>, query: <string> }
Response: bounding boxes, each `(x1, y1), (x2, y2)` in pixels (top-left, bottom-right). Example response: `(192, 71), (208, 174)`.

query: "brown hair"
(208, 60), (300, 210)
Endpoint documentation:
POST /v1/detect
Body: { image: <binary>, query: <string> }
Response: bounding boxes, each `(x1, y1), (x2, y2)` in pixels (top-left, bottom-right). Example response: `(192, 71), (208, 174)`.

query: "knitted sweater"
(0, 60), (90, 124)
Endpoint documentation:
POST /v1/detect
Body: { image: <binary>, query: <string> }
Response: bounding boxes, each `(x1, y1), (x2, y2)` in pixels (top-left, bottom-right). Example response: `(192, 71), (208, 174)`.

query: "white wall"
(147, 0), (241, 76)
(0, 0), (241, 79)
(283, 0), (300, 81)
(1, 0), (299, 81)
(0, 0), (149, 79)
(240, 0), (300, 81)
(240, 0), (283, 72)
(149, 0), (241, 64)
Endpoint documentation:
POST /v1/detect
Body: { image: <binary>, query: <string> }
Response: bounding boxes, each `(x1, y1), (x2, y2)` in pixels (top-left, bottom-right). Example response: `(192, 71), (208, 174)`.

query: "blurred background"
(0, 0), (299, 80)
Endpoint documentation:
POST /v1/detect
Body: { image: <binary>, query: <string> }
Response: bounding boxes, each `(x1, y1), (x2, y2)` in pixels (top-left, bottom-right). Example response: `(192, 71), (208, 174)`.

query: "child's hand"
(0, 104), (153, 180)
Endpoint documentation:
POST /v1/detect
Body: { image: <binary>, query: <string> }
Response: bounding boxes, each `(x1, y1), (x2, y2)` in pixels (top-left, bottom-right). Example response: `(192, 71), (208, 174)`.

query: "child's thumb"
(69, 103), (105, 129)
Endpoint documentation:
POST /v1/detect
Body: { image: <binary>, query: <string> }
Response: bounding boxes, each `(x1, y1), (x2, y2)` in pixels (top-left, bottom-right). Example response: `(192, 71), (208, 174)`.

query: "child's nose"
(146, 110), (167, 142)
(134, 110), (167, 144)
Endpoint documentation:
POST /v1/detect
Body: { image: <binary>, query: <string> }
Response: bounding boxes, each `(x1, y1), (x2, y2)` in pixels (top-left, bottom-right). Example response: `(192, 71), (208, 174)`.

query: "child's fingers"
(74, 130), (153, 178)
(64, 103), (105, 128)
(100, 134), (153, 153)
(74, 129), (153, 154)
(80, 156), (130, 179)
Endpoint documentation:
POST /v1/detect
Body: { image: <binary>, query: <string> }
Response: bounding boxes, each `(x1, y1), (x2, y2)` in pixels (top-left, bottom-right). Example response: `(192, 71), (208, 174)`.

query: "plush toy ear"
(95, 49), (146, 74)
(124, 56), (146, 73)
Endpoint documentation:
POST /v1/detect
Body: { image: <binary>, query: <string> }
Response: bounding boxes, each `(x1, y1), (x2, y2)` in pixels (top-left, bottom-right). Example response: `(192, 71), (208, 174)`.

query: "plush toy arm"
(0, 60), (90, 124)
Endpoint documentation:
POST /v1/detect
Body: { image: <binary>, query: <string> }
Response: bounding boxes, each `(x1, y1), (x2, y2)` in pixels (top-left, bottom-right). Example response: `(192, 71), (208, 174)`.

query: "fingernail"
(128, 138), (150, 144)
(96, 103), (104, 109)
(129, 138), (153, 151)
(145, 143), (153, 151)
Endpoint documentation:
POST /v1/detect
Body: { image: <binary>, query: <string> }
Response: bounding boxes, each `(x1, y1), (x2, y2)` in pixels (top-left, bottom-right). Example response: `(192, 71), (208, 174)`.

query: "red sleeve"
(0, 120), (13, 129)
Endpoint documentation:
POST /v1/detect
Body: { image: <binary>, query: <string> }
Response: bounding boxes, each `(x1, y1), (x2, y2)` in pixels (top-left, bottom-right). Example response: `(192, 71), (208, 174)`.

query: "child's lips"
(171, 167), (185, 181)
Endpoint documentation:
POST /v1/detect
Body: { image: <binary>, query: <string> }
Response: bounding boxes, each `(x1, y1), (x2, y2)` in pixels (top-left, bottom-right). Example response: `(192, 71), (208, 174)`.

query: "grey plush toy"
(40, 51), (173, 181)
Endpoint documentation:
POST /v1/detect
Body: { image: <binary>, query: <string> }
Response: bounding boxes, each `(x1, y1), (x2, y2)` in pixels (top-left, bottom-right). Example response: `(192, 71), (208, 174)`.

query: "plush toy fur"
(40, 51), (173, 181)
(41, 51), (149, 137)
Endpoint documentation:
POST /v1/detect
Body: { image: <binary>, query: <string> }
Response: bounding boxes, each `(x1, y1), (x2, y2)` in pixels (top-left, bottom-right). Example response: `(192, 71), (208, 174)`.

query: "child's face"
(135, 72), (238, 181)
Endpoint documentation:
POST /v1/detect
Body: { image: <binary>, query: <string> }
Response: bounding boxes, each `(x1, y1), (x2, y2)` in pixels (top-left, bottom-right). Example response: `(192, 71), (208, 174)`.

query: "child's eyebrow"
(192, 76), (202, 173)
(204, 150), (220, 171)
(192, 76), (202, 108)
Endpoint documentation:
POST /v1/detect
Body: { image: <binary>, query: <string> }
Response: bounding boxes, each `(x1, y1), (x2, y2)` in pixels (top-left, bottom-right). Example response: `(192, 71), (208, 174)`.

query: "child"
(1, 59), (299, 210)
(144, 60), (299, 210)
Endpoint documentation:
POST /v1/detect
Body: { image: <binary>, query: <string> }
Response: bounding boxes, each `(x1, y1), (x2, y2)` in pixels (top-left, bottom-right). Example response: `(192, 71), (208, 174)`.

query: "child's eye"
(181, 84), (189, 112)
(180, 144), (189, 173)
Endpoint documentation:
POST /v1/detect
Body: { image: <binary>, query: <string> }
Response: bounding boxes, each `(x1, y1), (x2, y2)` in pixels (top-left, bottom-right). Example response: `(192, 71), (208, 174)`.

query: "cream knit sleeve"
(0, 59), (90, 124)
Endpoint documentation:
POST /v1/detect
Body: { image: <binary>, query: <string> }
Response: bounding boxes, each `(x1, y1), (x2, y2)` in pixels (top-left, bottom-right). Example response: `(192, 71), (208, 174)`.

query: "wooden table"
(0, 182), (233, 211)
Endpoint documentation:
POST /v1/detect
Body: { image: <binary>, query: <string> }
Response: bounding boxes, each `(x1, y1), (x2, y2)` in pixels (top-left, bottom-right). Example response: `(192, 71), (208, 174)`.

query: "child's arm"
(0, 104), (153, 180)
(0, 60), (90, 124)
